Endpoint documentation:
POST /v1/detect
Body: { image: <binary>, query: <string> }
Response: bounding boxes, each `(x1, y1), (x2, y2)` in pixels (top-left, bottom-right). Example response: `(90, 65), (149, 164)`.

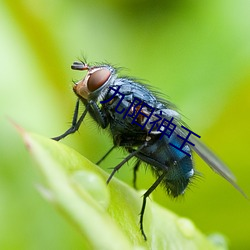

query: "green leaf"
(19, 127), (227, 250)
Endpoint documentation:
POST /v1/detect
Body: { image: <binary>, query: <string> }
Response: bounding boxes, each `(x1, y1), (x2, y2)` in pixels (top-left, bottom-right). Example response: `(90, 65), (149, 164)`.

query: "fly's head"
(72, 61), (116, 101)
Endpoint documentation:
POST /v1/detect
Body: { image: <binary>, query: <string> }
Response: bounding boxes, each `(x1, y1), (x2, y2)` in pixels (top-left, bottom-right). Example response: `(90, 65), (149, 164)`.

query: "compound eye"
(87, 68), (111, 92)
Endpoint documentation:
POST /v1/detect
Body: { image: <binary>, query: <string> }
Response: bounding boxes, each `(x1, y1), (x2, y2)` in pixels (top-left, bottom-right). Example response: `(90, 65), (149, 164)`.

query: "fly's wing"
(143, 104), (247, 198)
(190, 136), (248, 198)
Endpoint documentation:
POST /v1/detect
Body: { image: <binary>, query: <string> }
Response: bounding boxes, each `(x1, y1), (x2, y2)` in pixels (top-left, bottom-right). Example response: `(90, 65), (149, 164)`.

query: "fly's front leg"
(52, 99), (89, 141)
(89, 100), (108, 129)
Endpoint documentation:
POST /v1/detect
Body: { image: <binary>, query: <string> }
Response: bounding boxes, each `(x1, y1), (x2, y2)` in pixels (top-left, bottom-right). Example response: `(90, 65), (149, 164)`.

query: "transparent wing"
(190, 136), (247, 198)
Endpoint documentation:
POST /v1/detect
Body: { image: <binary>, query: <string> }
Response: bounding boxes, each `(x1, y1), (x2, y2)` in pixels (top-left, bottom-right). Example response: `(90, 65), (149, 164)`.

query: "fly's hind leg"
(140, 172), (166, 240)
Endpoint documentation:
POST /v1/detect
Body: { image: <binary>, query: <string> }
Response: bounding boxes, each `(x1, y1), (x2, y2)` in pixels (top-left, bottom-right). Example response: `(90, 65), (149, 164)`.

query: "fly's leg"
(89, 100), (107, 129)
(52, 99), (88, 141)
(126, 148), (141, 189)
(107, 143), (147, 184)
(133, 160), (141, 189)
(96, 145), (116, 165)
(140, 172), (166, 240)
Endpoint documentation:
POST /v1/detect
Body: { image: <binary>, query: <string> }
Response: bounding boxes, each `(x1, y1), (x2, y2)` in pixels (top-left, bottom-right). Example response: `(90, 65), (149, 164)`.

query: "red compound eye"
(87, 68), (111, 92)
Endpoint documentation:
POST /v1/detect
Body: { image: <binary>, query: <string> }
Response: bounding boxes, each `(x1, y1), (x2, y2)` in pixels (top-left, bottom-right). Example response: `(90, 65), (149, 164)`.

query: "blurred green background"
(1, 0), (250, 249)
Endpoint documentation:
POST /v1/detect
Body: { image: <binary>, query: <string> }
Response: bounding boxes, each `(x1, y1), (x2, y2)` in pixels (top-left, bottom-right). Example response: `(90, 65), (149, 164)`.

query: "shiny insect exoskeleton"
(52, 60), (246, 240)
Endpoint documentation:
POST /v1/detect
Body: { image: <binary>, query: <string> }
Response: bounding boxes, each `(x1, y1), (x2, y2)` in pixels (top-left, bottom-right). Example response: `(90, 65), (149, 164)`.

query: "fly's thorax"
(73, 64), (117, 102)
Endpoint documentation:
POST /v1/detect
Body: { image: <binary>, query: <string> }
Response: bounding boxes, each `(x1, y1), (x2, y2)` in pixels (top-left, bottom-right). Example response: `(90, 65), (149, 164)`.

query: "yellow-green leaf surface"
(19, 128), (226, 250)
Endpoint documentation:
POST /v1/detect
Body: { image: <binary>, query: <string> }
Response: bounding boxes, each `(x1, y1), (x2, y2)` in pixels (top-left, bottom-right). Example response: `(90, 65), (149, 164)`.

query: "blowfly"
(52, 60), (246, 240)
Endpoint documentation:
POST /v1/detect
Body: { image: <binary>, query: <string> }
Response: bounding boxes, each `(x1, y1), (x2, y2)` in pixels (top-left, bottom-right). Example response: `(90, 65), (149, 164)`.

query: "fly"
(52, 60), (246, 240)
